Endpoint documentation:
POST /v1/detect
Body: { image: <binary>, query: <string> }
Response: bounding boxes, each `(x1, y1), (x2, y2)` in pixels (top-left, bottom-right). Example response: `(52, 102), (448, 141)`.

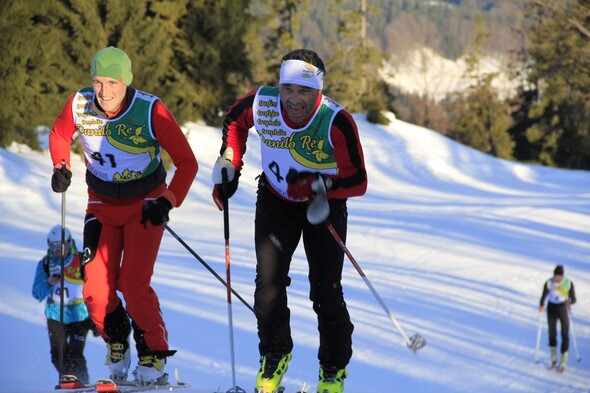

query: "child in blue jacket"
(32, 225), (96, 384)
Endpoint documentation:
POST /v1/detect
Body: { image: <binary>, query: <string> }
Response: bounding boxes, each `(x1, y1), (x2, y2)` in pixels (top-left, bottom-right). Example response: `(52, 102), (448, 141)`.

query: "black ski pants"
(47, 318), (91, 384)
(547, 302), (569, 354)
(253, 182), (354, 369)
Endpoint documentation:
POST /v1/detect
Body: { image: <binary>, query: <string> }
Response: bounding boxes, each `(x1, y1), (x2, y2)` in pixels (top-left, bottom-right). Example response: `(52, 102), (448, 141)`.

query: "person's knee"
(312, 281), (345, 313)
(118, 270), (151, 299)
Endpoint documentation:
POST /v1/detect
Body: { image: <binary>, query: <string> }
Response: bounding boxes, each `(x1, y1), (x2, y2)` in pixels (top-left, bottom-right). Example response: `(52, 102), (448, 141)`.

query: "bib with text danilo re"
(48, 254), (84, 306)
(72, 87), (161, 183)
(253, 86), (342, 201)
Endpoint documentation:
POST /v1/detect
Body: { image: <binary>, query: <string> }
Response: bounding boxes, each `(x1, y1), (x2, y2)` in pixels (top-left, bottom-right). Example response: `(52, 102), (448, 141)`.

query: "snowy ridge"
(0, 115), (588, 393)
(381, 47), (519, 101)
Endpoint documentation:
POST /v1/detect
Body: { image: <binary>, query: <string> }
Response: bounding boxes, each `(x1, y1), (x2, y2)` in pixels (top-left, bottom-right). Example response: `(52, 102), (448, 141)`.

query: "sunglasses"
(49, 241), (70, 252)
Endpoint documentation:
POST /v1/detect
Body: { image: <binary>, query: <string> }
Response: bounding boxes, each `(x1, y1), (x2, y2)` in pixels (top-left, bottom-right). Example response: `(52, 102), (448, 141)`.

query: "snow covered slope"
(1, 115), (588, 393)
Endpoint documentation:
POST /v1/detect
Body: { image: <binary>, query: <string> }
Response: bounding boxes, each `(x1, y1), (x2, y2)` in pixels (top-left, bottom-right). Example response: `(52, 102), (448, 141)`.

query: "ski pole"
(567, 306), (581, 362)
(164, 225), (255, 314)
(534, 309), (543, 363)
(222, 168), (238, 393)
(325, 222), (426, 352)
(58, 161), (67, 381)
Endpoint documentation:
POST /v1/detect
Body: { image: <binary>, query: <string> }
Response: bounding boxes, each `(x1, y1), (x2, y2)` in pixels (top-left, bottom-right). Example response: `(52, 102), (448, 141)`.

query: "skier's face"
(554, 274), (563, 283)
(92, 76), (127, 115)
(279, 83), (320, 124)
(48, 241), (70, 258)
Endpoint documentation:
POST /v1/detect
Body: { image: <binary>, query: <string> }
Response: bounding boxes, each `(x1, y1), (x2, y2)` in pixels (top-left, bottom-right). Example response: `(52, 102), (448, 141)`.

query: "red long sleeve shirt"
(50, 88), (197, 207)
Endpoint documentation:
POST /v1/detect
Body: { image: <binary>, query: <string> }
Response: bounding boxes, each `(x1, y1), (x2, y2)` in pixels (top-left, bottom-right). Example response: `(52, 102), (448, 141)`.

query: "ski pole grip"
(221, 167), (228, 196)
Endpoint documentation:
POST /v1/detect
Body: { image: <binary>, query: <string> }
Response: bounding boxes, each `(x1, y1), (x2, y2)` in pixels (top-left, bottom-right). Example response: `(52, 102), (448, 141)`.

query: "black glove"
(51, 166), (72, 193)
(286, 169), (334, 201)
(141, 197), (172, 227)
(212, 171), (240, 211)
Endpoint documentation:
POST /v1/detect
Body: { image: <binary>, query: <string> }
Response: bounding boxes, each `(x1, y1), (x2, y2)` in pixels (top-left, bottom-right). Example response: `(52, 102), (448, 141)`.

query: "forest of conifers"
(1, 0), (588, 169)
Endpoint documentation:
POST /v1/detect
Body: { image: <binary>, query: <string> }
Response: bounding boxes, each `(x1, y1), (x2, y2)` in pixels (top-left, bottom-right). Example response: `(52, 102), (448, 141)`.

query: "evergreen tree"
(0, 1), (91, 149)
(115, 0), (191, 122)
(250, 0), (308, 86)
(176, 0), (256, 125)
(0, 0), (191, 149)
(513, 0), (590, 169)
(449, 20), (514, 159)
(449, 75), (514, 159)
(324, 0), (386, 115)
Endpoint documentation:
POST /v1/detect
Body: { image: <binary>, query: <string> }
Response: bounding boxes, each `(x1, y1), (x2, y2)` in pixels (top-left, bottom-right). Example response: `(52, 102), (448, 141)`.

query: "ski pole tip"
(408, 333), (426, 353)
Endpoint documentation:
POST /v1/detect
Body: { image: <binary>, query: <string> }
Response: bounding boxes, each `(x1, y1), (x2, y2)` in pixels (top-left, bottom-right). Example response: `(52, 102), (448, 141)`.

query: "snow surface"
(381, 47), (518, 101)
(1, 116), (589, 393)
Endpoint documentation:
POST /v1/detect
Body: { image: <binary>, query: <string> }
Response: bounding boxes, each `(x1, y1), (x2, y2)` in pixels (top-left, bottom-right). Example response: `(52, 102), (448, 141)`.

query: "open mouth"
(288, 103), (305, 117)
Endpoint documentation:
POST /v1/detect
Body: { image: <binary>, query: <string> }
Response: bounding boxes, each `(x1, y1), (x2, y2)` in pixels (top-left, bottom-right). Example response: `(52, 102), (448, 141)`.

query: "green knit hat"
(90, 46), (133, 85)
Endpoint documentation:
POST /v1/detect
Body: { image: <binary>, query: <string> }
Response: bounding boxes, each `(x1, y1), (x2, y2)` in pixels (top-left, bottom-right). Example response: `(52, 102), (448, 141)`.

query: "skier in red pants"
(49, 46), (198, 385)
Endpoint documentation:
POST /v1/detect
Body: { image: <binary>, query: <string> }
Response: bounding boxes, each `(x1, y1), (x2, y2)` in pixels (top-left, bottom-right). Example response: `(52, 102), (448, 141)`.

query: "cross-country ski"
(94, 378), (190, 393)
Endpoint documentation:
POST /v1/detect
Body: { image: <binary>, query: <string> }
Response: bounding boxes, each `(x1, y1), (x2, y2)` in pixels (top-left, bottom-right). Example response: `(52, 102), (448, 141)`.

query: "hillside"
(0, 115), (589, 393)
(299, 0), (523, 59)
(381, 46), (518, 101)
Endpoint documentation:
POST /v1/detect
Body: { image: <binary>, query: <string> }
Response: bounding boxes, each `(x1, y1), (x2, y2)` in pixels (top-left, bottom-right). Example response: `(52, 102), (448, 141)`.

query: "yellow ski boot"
(255, 353), (292, 393)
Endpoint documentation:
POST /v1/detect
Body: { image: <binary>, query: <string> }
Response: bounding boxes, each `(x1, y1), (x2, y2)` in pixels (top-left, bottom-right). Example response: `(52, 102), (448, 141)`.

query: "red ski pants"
(82, 185), (169, 352)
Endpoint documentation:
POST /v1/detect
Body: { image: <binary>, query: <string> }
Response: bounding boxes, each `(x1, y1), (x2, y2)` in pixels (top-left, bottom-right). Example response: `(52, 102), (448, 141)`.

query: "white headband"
(279, 59), (324, 90)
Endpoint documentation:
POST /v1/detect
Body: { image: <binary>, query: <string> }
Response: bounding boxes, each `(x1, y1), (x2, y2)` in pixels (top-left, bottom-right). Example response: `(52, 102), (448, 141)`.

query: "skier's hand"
(47, 274), (61, 286)
(51, 166), (72, 193)
(286, 169), (334, 201)
(539, 305), (544, 313)
(212, 156), (236, 185)
(141, 197), (172, 227)
(212, 172), (240, 211)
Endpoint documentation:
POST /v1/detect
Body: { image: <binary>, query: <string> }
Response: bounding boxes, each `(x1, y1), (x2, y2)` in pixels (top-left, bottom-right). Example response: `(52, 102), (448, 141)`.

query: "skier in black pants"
(211, 49), (367, 393)
(539, 264), (576, 372)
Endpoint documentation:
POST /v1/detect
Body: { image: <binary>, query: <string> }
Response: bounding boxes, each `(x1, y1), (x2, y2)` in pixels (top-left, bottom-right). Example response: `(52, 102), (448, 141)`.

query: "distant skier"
(32, 225), (97, 385)
(538, 264), (576, 373)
